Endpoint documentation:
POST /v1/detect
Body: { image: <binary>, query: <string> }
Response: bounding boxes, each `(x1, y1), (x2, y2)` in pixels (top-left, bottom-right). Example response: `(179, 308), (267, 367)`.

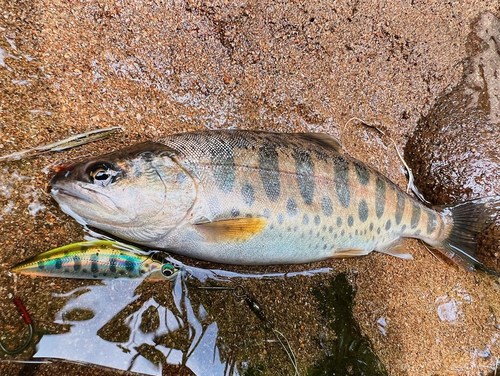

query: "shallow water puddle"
(23, 259), (385, 375)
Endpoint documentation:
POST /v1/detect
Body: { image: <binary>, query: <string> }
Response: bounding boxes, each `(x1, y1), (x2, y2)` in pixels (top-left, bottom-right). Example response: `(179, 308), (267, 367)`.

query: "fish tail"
(436, 196), (500, 276)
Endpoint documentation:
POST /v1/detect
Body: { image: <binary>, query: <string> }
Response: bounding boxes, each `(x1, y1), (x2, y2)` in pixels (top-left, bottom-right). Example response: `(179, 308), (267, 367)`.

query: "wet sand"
(1, 1), (500, 375)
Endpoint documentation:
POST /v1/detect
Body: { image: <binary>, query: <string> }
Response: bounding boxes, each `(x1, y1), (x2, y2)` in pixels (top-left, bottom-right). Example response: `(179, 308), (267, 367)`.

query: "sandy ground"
(1, 1), (500, 375)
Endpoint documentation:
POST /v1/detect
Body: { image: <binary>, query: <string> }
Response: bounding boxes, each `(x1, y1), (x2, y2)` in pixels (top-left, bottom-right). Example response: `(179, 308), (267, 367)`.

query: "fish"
(12, 240), (179, 280)
(49, 130), (500, 271)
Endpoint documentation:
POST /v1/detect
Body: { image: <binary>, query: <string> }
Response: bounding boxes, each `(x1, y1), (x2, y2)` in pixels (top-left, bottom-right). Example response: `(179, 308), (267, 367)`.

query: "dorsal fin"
(297, 133), (342, 152)
(195, 217), (268, 243)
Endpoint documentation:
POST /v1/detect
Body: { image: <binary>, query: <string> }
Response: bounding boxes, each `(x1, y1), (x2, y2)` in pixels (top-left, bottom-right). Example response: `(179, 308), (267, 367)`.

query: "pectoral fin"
(195, 217), (268, 242)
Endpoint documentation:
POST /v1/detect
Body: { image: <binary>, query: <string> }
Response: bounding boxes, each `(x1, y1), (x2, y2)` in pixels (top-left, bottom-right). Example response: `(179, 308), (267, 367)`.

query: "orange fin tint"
(196, 217), (268, 242)
(332, 249), (370, 258)
(375, 240), (413, 260)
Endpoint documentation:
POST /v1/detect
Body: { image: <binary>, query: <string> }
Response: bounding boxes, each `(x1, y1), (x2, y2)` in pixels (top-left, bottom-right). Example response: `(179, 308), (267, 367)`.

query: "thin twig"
(0, 127), (122, 162)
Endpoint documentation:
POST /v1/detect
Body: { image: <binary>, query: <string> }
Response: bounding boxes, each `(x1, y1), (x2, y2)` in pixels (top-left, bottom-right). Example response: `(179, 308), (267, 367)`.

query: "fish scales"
(50, 130), (500, 271)
(155, 131), (444, 263)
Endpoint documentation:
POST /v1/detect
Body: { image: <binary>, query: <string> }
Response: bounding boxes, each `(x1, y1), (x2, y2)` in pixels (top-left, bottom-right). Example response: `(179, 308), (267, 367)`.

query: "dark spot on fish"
(140, 269), (146, 274)
(334, 233), (338, 239)
(277, 214), (284, 224)
(323, 225), (327, 232)
(210, 142), (236, 193)
(377, 227), (381, 234)
(125, 260), (135, 272)
(401, 224), (407, 232)
(358, 200), (368, 222)
(328, 226), (333, 233)
(82, 268), (88, 273)
(109, 258), (117, 273)
(321, 196), (333, 217)
(411, 204), (421, 229)
(80, 246), (89, 253)
(426, 211), (437, 234)
(375, 177), (386, 219)
(438, 221), (444, 238)
(415, 229), (421, 236)
(316, 232), (320, 237)
(55, 259), (63, 270)
(294, 226), (298, 232)
(258, 143), (280, 202)
(355, 229), (358, 235)
(323, 244), (327, 250)
(231, 208), (240, 217)
(37, 261), (45, 270)
(269, 224), (274, 230)
(334, 156), (350, 208)
(119, 270), (126, 275)
(309, 229), (313, 235)
(314, 215), (321, 226)
(93, 274), (98, 278)
(102, 273), (107, 277)
(348, 216), (354, 227)
(355, 162), (370, 185)
(263, 209), (271, 218)
(395, 191), (405, 225)
(341, 230), (345, 236)
(241, 182), (255, 207)
(369, 223), (374, 231)
(385, 219), (391, 231)
(303, 214), (309, 225)
(287, 198), (298, 217)
(337, 217), (342, 227)
(294, 149), (315, 205)
(287, 226), (292, 232)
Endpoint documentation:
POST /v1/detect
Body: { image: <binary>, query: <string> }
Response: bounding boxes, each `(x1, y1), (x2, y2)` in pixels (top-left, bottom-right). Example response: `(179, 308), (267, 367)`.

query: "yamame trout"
(50, 130), (499, 270)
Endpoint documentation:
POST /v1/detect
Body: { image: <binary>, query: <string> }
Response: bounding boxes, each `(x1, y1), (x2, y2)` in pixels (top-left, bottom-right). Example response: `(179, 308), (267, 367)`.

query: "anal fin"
(332, 248), (371, 258)
(195, 217), (268, 243)
(375, 239), (413, 260)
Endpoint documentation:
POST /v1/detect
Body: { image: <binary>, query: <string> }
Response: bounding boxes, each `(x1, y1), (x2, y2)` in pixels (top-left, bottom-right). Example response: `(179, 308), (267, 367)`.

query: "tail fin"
(437, 196), (500, 277)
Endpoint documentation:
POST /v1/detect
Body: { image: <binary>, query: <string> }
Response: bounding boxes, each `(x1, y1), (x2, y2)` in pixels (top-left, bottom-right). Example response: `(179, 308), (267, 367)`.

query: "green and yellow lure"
(12, 240), (179, 280)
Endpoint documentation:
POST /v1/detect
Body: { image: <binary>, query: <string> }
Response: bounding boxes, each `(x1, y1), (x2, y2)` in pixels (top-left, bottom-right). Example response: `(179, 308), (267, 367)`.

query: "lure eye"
(161, 264), (177, 278)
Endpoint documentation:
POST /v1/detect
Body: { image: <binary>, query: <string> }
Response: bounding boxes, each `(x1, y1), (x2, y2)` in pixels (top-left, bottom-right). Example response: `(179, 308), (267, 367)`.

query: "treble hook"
(0, 298), (33, 355)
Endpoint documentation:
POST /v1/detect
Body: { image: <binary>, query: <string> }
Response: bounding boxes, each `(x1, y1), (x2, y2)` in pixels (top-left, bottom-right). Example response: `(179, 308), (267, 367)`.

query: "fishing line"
(343, 117), (430, 204)
(197, 284), (300, 376)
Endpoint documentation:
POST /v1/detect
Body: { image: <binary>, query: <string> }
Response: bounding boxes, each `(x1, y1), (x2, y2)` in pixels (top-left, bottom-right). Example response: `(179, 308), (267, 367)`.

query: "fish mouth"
(51, 187), (93, 203)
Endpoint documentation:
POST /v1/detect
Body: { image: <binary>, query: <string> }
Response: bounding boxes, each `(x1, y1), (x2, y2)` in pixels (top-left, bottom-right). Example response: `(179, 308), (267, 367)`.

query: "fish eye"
(89, 164), (117, 186)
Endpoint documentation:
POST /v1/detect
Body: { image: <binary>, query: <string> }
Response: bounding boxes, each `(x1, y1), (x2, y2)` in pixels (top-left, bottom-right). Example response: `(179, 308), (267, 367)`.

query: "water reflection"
(32, 257), (333, 375)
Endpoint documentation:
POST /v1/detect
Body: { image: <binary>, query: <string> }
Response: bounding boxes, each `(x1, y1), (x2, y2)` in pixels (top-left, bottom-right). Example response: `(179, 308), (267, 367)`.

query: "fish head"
(50, 142), (196, 244)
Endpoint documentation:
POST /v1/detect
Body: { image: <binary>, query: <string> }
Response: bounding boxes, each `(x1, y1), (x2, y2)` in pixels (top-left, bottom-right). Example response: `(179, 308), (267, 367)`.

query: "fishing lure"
(12, 240), (179, 280)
